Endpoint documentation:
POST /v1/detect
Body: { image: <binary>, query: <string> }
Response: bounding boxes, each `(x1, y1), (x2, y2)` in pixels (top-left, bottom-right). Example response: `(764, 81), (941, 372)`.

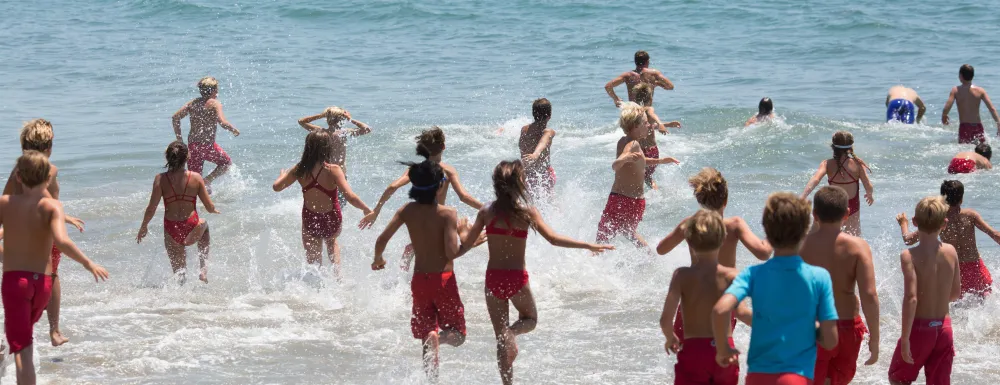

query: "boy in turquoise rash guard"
(712, 192), (839, 385)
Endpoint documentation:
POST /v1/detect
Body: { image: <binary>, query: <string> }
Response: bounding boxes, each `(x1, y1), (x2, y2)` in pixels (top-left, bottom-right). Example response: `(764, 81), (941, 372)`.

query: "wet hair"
(831, 131), (871, 174)
(491, 160), (532, 225)
(975, 143), (992, 160)
(532, 98), (552, 122)
(20, 119), (53, 153)
(406, 160), (445, 204)
(634, 50), (650, 67)
(960, 64), (975, 82)
(633, 84), (654, 107)
(415, 126), (446, 158)
(813, 186), (849, 223)
(941, 180), (964, 206)
(758, 97), (774, 115)
(17, 151), (50, 188)
(294, 131), (333, 178)
(164, 141), (189, 172)
(198, 76), (219, 97)
(689, 168), (728, 210)
(684, 209), (726, 252)
(619, 102), (646, 134)
(914, 196), (948, 232)
(761, 192), (812, 249)
(324, 106), (348, 126)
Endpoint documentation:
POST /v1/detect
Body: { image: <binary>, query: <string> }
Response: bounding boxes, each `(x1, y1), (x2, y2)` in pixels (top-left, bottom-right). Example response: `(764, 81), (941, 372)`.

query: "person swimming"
(744, 97), (776, 126)
(886, 85), (926, 124)
(948, 143), (992, 174)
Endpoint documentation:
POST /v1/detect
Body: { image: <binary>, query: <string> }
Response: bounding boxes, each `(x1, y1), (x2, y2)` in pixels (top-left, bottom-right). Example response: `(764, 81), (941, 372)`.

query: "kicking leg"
(197, 226), (211, 283)
(422, 331), (440, 384)
(165, 233), (188, 283)
(184, 219), (208, 246)
(326, 236), (342, 279)
(203, 162), (230, 186)
(47, 276), (68, 346)
(486, 287), (516, 385)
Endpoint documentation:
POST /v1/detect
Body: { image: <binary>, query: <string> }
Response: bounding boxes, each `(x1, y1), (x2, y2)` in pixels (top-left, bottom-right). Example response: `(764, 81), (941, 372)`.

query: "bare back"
(624, 68), (665, 103)
(887, 86), (919, 103)
(482, 208), (530, 271)
(825, 158), (862, 200)
(186, 97), (222, 144)
(906, 242), (959, 319)
(940, 208), (982, 263)
(677, 263), (738, 338)
(954, 84), (987, 124)
(0, 195), (57, 274)
(611, 138), (646, 198)
(297, 163), (342, 213)
(400, 203), (458, 273)
(159, 170), (204, 221)
(953, 151), (992, 170)
(801, 230), (863, 319)
(518, 124), (553, 171)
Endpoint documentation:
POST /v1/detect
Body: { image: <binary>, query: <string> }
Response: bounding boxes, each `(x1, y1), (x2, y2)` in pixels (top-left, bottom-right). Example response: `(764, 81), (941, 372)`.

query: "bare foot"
(199, 267), (208, 284)
(50, 330), (69, 347)
(184, 219), (208, 246)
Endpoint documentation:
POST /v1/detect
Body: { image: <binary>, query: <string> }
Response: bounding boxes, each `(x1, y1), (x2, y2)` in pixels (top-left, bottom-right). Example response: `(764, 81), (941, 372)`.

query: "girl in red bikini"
(633, 83), (681, 190)
(801, 131), (874, 236)
(456, 160), (613, 385)
(273, 131), (372, 274)
(137, 141), (217, 283)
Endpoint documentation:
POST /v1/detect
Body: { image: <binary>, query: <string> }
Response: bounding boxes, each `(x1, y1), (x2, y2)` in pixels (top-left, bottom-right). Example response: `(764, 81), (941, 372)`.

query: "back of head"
(634, 50), (650, 67)
(294, 131), (334, 177)
(813, 186), (849, 223)
(324, 106), (348, 124)
(20, 118), (54, 153)
(940, 180), (964, 206)
(831, 130), (855, 158)
(415, 126), (446, 159)
(960, 64), (975, 82)
(633, 84), (654, 107)
(975, 143), (992, 160)
(914, 196), (948, 232)
(407, 160), (445, 204)
(164, 141), (189, 172)
(619, 102), (645, 133)
(762, 192), (812, 249)
(685, 209), (726, 252)
(758, 97), (773, 115)
(688, 167), (728, 210)
(198, 76), (219, 97)
(17, 151), (51, 189)
(532, 98), (552, 122)
(492, 160), (531, 224)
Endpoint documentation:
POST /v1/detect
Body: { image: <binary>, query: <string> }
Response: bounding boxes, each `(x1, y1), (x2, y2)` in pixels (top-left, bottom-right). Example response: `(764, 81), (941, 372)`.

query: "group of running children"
(2, 52), (999, 385)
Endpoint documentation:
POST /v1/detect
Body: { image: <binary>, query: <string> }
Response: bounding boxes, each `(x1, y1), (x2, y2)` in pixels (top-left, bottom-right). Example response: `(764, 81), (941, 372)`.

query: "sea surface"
(2, 0), (1000, 384)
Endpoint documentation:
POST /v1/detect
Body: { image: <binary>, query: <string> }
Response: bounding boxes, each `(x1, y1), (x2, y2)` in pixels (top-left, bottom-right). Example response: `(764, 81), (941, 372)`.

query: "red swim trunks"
(187, 142), (232, 175)
(958, 122), (986, 144)
(50, 244), (61, 277)
(164, 211), (200, 245)
(302, 206), (343, 239)
(674, 308), (736, 340)
(814, 316), (868, 385)
(643, 145), (660, 186)
(745, 373), (812, 385)
(960, 259), (992, 297)
(485, 269), (529, 300)
(411, 271), (466, 339)
(1, 271), (53, 353)
(596, 193), (646, 244)
(947, 158), (976, 174)
(525, 166), (556, 199)
(674, 337), (738, 385)
(888, 318), (953, 385)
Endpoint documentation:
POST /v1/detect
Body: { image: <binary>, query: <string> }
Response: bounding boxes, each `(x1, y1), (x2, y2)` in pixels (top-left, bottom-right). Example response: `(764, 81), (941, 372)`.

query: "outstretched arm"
(359, 171), (410, 229)
(457, 209), (489, 258)
(172, 103), (190, 141)
(446, 169), (484, 210)
(660, 270), (683, 354)
(331, 166), (372, 214)
(136, 175), (164, 243)
(942, 88), (957, 125)
(982, 90), (1000, 131)
(298, 112), (327, 131)
(372, 209), (405, 270)
(801, 161), (828, 199)
(896, 213), (918, 245)
(345, 111), (372, 137)
(523, 130), (555, 164)
(604, 73), (627, 107)
(855, 240), (880, 365)
(613, 144), (642, 171)
(50, 201), (108, 282)
(972, 210), (1000, 245)
(271, 167), (298, 192)
(213, 102), (240, 136)
(655, 71), (675, 91)
(735, 217), (772, 260)
(532, 208), (613, 252)
(656, 221), (685, 256)
(915, 96), (927, 123)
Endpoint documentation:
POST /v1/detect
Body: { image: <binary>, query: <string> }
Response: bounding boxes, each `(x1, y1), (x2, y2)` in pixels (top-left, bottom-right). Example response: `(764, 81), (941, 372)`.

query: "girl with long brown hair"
(801, 131), (874, 236)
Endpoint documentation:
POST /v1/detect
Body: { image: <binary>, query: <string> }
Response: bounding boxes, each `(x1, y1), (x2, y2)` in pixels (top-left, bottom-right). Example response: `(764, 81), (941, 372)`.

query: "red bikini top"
(162, 172), (197, 205)
(485, 214), (529, 239)
(302, 167), (339, 199)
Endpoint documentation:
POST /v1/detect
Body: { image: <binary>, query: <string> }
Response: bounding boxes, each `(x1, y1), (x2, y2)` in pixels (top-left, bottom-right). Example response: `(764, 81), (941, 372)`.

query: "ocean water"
(2, 0), (1000, 383)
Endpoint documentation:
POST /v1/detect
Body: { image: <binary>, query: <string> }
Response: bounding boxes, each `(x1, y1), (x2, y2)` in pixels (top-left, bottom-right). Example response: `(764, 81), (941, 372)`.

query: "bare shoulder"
(324, 162), (345, 174)
(961, 208), (981, 219)
(439, 162), (457, 175)
(719, 265), (740, 281)
(544, 128), (556, 137)
(724, 216), (746, 231)
(39, 197), (63, 214)
(677, 216), (693, 230)
(440, 205), (458, 219)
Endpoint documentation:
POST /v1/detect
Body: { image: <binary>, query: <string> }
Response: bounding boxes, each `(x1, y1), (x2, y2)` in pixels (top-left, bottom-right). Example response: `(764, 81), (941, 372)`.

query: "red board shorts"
(643, 145), (659, 185)
(958, 123), (985, 144)
(960, 259), (992, 297)
(596, 193), (646, 244)
(411, 271), (466, 339)
(888, 318), (953, 385)
(675, 337), (739, 385)
(947, 158), (976, 174)
(745, 373), (813, 385)
(485, 269), (529, 300)
(814, 316), (868, 385)
(187, 142), (232, 175)
(2, 271), (53, 353)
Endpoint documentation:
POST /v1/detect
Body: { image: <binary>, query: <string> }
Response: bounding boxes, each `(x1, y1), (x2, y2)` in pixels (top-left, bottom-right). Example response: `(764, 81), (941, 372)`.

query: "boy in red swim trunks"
(942, 64), (1000, 144)
(947, 143), (992, 174)
(0, 151), (108, 385)
(371, 160), (477, 382)
(2, 119), (85, 347)
(661, 209), (750, 385)
(519, 98), (558, 201)
(898, 180), (998, 298)
(172, 76), (241, 190)
(595, 102), (678, 248)
(801, 187), (881, 385)
(888, 196), (960, 385)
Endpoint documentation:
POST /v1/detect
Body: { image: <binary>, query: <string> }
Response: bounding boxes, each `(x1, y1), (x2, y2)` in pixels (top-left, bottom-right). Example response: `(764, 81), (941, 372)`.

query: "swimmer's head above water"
(323, 106), (348, 127)
(975, 143), (992, 160)
(941, 180), (964, 207)
(164, 141), (188, 172)
(491, 160), (531, 224)
(831, 130), (871, 173)
(913, 196), (948, 232)
(758, 97), (774, 116)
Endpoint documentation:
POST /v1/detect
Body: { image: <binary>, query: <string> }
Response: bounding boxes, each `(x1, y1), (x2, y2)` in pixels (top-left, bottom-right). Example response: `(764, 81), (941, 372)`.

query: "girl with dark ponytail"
(801, 131), (874, 236)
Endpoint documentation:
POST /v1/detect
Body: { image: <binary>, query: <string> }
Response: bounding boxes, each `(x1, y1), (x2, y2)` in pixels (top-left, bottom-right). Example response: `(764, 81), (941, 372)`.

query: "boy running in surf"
(605, 50), (675, 108)
(947, 143), (992, 174)
(519, 98), (557, 201)
(888, 196), (960, 385)
(897, 180), (999, 298)
(172, 77), (241, 191)
(801, 187), (881, 385)
(942, 64), (1000, 144)
(633, 84), (681, 189)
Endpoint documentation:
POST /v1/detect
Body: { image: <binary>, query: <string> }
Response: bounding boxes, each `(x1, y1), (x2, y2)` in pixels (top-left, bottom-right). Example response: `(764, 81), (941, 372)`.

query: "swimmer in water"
(0, 151), (108, 385)
(886, 85), (926, 124)
(2, 119), (86, 347)
(171, 77), (241, 192)
(888, 196), (959, 385)
(801, 131), (874, 236)
(519, 98), (558, 201)
(138, 141), (217, 283)
(359, 127), (483, 270)
(633, 84), (681, 190)
(947, 143), (992, 174)
(942, 64), (1000, 144)
(371, 159), (478, 383)
(605, 50), (675, 108)
(744, 97), (776, 126)
(456, 160), (613, 385)
(273, 131), (372, 276)
(298, 106), (372, 168)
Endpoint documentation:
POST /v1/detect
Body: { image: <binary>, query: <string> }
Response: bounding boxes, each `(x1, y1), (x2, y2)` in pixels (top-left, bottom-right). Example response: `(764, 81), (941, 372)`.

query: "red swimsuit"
(828, 158), (861, 217)
(301, 168), (342, 239)
(162, 172), (200, 245)
(484, 214), (530, 301)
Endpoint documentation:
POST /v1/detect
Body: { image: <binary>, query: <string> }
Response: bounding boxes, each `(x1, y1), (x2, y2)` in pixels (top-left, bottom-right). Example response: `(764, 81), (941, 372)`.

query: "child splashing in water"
(138, 142), (217, 283)
(633, 84), (681, 190)
(273, 131), (372, 275)
(801, 131), (874, 236)
(456, 160), (613, 385)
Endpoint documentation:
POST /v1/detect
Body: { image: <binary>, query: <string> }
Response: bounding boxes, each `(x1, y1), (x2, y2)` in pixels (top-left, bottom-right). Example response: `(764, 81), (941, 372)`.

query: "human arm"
(815, 270), (840, 350)
(971, 210), (1000, 245)
(271, 168), (298, 192)
(456, 208), (489, 258)
(522, 130), (555, 164)
(982, 90), (1000, 131)
(196, 175), (220, 214)
(343, 111), (372, 137)
(331, 166), (372, 215)
(297, 112), (327, 131)
(359, 171), (410, 229)
(612, 143), (643, 171)
(49, 201), (108, 282)
(648, 156), (680, 165)
(372, 209), (405, 270)
(712, 294), (741, 367)
(136, 175), (163, 244)
(213, 101), (240, 136)
(942, 88), (957, 125)
(855, 240), (880, 365)
(655, 71), (675, 91)
(744, 115), (757, 127)
(915, 96), (927, 123)
(172, 103), (189, 141)
(735, 217), (772, 260)
(655, 221), (685, 255)
(446, 168), (484, 210)
(800, 160), (828, 199)
(604, 73), (627, 107)
(645, 107), (675, 134)
(48, 169), (84, 232)
(896, 213), (918, 245)
(950, 247), (962, 302)
(443, 209), (460, 260)
(532, 208), (614, 252)
(859, 161), (874, 205)
(659, 269), (684, 355)
(899, 250), (917, 363)
(734, 299), (752, 326)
